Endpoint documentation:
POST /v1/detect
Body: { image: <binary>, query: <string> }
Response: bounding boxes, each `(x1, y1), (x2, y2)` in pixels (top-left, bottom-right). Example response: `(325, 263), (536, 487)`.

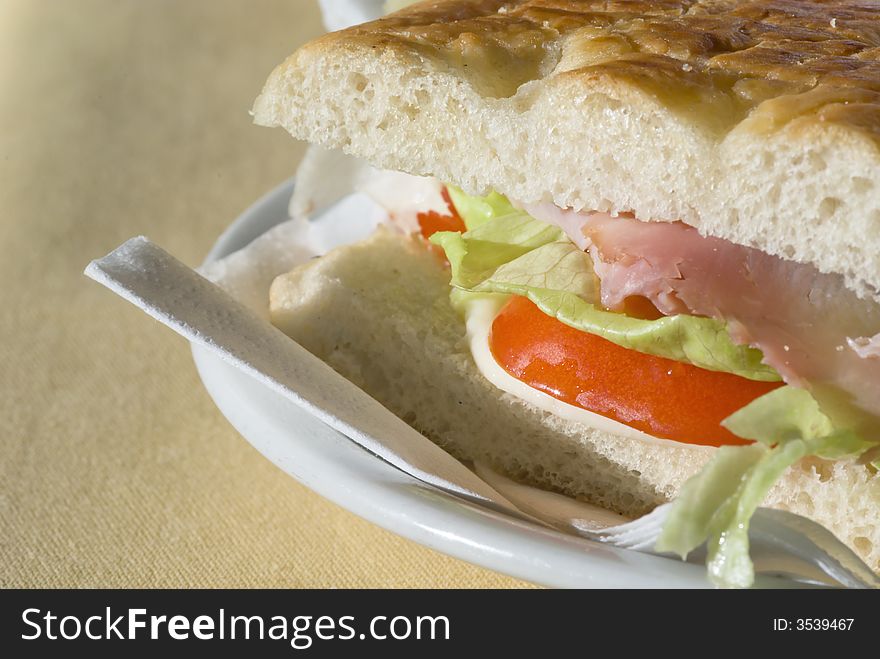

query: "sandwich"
(252, 0), (880, 587)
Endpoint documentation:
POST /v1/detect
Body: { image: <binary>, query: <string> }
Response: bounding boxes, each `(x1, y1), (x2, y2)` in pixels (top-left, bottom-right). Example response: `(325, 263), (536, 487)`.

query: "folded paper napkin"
(85, 190), (631, 534)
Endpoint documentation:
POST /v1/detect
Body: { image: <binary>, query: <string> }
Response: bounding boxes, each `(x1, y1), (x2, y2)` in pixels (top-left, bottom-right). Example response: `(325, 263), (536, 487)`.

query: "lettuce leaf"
(656, 386), (875, 587)
(430, 195), (779, 381)
(432, 217), (565, 290)
(445, 185), (520, 231)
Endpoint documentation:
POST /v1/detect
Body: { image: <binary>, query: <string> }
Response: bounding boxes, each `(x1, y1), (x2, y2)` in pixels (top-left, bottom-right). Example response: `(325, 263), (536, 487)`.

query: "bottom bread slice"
(269, 228), (880, 572)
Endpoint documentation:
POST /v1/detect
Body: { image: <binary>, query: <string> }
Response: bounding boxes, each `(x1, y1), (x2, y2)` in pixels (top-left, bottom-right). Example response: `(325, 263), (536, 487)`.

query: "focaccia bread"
(269, 229), (880, 573)
(253, 0), (880, 300)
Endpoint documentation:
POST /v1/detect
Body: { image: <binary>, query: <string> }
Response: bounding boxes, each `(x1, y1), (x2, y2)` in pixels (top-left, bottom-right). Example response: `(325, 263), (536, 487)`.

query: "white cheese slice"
(463, 295), (679, 448)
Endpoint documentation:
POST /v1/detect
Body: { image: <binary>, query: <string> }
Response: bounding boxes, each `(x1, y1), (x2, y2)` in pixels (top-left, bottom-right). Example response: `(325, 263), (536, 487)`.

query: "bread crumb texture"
(254, 0), (880, 302)
(269, 229), (880, 573)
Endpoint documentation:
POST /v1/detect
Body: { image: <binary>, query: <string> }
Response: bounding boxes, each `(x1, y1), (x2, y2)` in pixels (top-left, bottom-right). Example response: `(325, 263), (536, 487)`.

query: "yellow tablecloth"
(1, 0), (530, 588)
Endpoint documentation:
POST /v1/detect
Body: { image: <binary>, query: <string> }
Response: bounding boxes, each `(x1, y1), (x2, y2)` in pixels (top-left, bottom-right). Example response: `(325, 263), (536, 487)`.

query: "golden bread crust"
(312, 0), (880, 141)
(254, 1), (880, 300)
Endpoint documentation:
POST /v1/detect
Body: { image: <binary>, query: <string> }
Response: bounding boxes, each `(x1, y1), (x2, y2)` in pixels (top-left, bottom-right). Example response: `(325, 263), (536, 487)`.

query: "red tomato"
(417, 187), (466, 238)
(490, 296), (782, 447)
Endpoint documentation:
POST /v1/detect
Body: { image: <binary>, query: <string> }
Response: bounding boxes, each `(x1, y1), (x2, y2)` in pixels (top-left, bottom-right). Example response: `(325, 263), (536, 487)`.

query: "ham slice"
(525, 203), (880, 435)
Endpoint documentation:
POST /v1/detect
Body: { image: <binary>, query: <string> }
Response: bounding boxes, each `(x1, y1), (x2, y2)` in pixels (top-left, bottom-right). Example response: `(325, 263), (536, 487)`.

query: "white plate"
(192, 179), (804, 589)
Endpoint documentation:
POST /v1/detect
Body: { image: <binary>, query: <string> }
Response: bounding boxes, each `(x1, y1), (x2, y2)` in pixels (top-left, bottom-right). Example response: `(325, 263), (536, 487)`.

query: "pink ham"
(525, 203), (880, 435)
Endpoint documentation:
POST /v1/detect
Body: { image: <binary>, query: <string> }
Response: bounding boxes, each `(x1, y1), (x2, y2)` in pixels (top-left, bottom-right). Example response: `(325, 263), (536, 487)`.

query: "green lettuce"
(430, 193), (779, 381)
(656, 386), (875, 588)
(445, 186), (520, 231)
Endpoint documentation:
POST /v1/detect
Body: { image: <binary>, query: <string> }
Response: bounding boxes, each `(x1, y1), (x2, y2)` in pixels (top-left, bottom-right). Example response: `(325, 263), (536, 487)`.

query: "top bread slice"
(253, 0), (880, 301)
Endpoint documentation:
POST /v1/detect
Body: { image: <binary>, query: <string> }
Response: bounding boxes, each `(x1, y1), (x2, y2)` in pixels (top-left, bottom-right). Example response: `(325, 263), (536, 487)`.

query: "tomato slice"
(489, 296), (782, 447)
(417, 187), (466, 239)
